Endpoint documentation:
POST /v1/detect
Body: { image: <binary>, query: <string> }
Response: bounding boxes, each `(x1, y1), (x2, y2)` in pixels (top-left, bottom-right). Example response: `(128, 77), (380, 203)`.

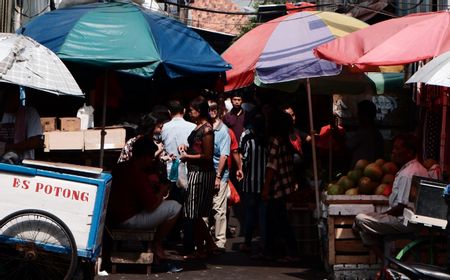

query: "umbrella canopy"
(314, 11), (450, 70)
(0, 33), (83, 96)
(406, 51), (450, 87)
(19, 1), (230, 79)
(222, 11), (369, 92)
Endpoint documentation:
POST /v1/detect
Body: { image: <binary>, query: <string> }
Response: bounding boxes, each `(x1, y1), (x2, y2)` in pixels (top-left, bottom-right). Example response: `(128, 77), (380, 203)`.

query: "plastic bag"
(227, 181), (240, 206)
(169, 159), (180, 181)
(76, 103), (95, 130)
(176, 162), (188, 190)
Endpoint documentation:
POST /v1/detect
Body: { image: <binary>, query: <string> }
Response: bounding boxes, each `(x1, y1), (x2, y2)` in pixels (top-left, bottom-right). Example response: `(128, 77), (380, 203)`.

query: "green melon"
(327, 183), (345, 195)
(337, 175), (355, 191)
(345, 188), (359, 195)
(382, 162), (399, 175)
(347, 169), (363, 184)
(358, 176), (378, 195)
(354, 159), (370, 170)
(363, 163), (383, 182)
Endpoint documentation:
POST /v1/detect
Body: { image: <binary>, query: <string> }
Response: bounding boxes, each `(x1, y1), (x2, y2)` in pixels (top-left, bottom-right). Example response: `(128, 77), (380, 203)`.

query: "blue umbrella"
(18, 1), (231, 78)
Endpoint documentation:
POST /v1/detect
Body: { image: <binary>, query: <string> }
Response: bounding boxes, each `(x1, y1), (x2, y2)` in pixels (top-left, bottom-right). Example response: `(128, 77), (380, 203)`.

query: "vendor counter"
(43, 128), (126, 152)
(37, 128), (126, 171)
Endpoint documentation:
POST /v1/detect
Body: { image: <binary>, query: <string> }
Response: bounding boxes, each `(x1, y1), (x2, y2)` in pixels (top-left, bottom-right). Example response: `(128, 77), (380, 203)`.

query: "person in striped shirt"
(238, 111), (267, 254)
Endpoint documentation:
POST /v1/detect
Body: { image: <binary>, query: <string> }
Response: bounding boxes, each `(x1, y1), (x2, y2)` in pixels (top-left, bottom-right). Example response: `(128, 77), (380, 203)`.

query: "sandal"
(183, 251), (207, 260)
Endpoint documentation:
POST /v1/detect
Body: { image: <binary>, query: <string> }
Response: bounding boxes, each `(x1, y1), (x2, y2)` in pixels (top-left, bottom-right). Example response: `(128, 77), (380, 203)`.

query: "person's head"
(244, 109), (265, 136)
(280, 104), (296, 124)
(268, 110), (293, 140)
(0, 84), (20, 113)
(208, 100), (219, 120)
(391, 133), (418, 167)
(131, 136), (158, 168)
(139, 112), (169, 140)
(230, 91), (243, 110)
(189, 96), (210, 123)
(357, 100), (377, 124)
(167, 99), (185, 116)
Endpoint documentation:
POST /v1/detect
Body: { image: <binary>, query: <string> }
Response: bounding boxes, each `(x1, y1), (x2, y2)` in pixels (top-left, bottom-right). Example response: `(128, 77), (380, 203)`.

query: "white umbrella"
(0, 33), (83, 97)
(406, 52), (450, 179)
(406, 51), (450, 87)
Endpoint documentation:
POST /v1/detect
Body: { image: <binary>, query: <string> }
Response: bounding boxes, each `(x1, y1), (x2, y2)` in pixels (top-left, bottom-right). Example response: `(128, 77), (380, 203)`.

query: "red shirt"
(107, 161), (160, 226)
(228, 128), (239, 168)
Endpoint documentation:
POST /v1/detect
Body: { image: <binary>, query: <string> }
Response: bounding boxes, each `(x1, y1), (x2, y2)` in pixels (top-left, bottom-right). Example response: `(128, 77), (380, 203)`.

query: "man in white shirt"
(353, 133), (429, 259)
(161, 99), (196, 201)
(0, 85), (43, 161)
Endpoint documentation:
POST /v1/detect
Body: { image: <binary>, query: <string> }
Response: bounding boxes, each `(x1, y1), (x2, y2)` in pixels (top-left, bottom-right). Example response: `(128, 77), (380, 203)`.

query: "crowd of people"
(105, 91), (310, 268)
(0, 82), (441, 273)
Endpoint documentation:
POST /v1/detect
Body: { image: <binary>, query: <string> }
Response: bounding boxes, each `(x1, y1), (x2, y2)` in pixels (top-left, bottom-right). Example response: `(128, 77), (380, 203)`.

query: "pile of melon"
(327, 159), (398, 196)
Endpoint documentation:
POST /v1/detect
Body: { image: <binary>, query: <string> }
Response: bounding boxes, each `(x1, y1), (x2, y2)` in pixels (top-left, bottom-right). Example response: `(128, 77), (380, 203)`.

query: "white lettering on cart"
(11, 177), (90, 202)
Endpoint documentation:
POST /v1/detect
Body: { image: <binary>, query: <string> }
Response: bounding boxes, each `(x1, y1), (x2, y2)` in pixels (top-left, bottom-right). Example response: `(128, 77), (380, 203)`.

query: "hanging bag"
(176, 162), (188, 190)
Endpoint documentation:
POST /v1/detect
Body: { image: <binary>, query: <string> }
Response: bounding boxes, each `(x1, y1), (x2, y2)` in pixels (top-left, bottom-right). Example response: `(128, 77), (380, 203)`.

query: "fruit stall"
(322, 158), (394, 279)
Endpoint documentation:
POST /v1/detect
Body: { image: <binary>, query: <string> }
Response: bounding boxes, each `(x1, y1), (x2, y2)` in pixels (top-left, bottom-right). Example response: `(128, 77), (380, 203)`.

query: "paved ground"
(96, 236), (328, 280)
(95, 214), (330, 280)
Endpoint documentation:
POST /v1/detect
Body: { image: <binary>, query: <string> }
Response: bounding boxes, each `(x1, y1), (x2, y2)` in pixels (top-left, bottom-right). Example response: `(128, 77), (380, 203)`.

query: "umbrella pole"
(99, 70), (108, 169)
(306, 78), (321, 220)
(439, 88), (448, 178)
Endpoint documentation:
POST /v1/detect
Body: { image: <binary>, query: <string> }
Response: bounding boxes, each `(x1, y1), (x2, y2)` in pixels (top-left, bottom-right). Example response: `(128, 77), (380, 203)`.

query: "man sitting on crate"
(107, 136), (182, 262)
(353, 133), (429, 259)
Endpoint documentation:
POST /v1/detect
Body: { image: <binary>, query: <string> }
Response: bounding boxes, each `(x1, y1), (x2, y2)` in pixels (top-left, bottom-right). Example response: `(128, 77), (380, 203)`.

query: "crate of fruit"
(323, 159), (394, 205)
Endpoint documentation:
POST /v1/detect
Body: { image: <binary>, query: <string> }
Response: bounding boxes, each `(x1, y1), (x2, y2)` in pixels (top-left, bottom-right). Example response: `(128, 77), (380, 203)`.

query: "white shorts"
(121, 200), (181, 229)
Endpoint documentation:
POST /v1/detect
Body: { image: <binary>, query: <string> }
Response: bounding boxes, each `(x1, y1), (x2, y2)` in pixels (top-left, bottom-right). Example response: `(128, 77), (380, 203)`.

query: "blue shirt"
(161, 116), (196, 181)
(213, 121), (230, 182)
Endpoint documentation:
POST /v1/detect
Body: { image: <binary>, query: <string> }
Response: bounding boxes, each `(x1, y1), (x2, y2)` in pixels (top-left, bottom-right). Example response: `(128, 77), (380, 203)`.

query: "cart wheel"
(0, 209), (78, 280)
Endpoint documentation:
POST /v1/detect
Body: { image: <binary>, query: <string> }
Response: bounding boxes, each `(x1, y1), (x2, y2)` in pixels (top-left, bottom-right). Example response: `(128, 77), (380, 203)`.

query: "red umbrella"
(314, 11), (450, 71)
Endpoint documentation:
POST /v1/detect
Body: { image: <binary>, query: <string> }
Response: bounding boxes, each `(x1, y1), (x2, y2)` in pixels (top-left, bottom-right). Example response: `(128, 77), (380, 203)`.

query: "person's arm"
(180, 127), (214, 163)
(383, 203), (406, 217)
(215, 154), (228, 189)
(233, 150), (244, 181)
(6, 135), (43, 154)
(261, 138), (278, 201)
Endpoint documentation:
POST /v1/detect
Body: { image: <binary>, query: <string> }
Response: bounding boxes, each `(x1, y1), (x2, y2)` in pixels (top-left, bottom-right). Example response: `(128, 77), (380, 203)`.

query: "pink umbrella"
(314, 11), (450, 71)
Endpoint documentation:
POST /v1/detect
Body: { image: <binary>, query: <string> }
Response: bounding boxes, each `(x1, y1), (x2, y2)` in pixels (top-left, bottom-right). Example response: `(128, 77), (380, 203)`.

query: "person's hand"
(178, 144), (188, 154)
(214, 177), (221, 191)
(159, 183), (170, 199)
(236, 169), (244, 181)
(179, 153), (188, 163)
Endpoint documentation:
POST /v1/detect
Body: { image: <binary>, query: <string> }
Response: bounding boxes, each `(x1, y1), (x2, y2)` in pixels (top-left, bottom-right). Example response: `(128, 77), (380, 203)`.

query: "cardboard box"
(59, 117), (81, 131)
(40, 117), (57, 132)
(44, 131), (84, 151)
(84, 128), (126, 150)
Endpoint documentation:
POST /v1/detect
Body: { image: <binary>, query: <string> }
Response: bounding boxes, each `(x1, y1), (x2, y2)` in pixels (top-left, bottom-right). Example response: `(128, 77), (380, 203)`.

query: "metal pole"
(306, 78), (321, 220)
(440, 88), (448, 179)
(99, 70), (108, 168)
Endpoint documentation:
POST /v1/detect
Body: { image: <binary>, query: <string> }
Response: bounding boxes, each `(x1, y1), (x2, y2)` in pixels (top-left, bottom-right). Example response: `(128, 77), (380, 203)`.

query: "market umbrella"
(314, 11), (450, 71)
(223, 11), (370, 219)
(406, 51), (450, 88)
(0, 33), (82, 97)
(223, 11), (369, 92)
(19, 1), (230, 78)
(19, 1), (231, 167)
(406, 51), (450, 174)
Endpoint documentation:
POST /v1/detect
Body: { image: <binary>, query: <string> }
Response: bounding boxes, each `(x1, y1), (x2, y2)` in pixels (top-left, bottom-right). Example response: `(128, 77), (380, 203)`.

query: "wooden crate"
(328, 215), (377, 266)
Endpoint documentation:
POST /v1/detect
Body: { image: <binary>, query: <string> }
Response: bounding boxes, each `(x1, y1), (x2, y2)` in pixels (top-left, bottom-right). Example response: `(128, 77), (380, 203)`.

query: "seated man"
(0, 85), (43, 161)
(107, 136), (181, 261)
(353, 133), (429, 259)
